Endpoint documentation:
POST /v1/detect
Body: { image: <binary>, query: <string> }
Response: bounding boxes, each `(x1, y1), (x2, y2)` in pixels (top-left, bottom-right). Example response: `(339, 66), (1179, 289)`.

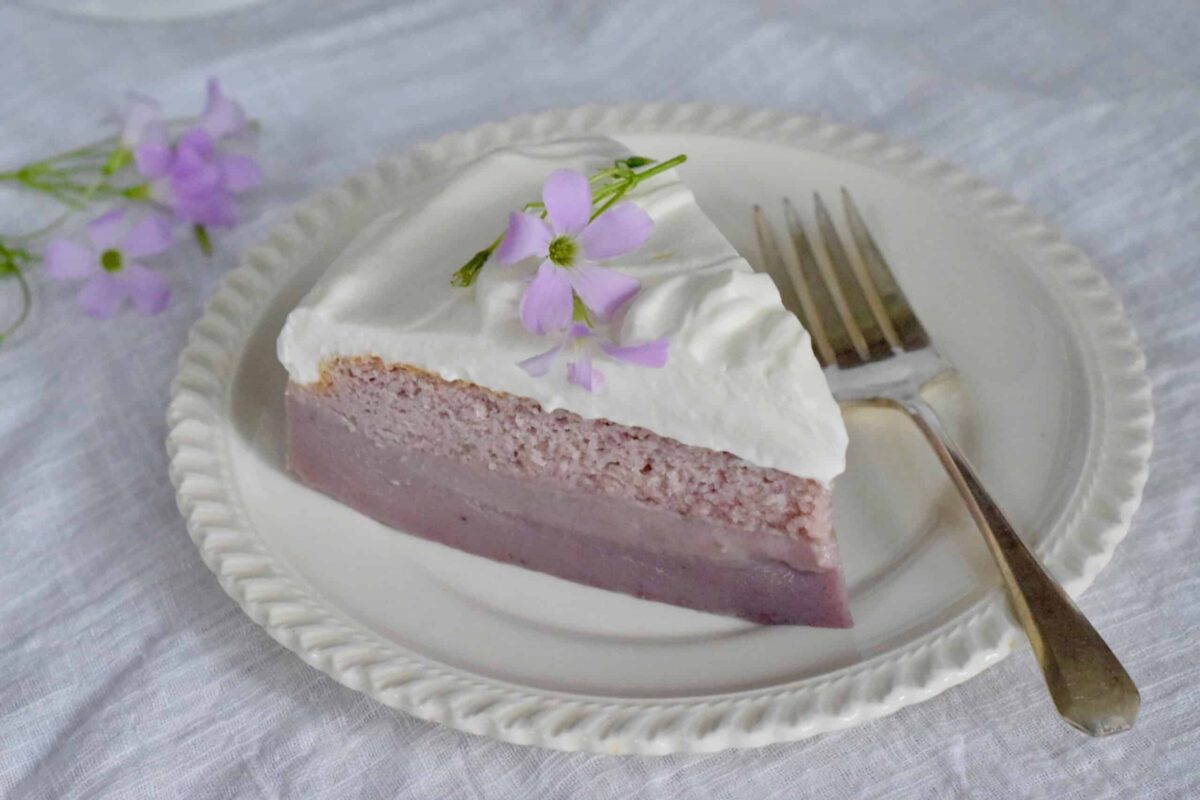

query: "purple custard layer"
(285, 358), (851, 627)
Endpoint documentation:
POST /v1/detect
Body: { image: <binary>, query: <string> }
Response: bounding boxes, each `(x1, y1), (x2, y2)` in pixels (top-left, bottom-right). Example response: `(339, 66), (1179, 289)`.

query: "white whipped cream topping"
(278, 138), (847, 483)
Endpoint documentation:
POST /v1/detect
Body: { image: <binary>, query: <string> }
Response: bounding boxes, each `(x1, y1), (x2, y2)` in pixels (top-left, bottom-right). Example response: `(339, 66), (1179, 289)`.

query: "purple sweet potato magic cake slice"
(277, 138), (851, 627)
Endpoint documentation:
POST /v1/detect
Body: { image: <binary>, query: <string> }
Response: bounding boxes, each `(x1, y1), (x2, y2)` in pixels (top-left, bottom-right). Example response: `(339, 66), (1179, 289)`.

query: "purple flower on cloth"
(494, 169), (653, 335)
(133, 80), (259, 228)
(518, 323), (668, 393)
(44, 209), (174, 318)
(135, 125), (260, 228)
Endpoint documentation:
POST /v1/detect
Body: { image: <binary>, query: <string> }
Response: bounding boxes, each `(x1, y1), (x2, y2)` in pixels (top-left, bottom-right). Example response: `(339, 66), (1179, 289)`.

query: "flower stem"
(589, 186), (627, 222)
(450, 205), (548, 286)
(588, 167), (621, 185)
(633, 153), (687, 180)
(0, 116), (204, 207)
(589, 154), (687, 208)
(0, 115), (192, 179)
(0, 266), (32, 345)
(450, 236), (502, 287)
(193, 224), (213, 256)
(41, 141), (112, 165)
(0, 163), (128, 208)
(0, 238), (35, 345)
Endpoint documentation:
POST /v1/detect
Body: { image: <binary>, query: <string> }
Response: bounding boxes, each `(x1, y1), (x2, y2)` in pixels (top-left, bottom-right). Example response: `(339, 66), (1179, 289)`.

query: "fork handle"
(898, 396), (1139, 736)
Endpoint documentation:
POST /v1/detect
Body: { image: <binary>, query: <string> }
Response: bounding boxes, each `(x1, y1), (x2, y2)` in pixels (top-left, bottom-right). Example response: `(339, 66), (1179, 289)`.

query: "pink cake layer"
(285, 358), (851, 627)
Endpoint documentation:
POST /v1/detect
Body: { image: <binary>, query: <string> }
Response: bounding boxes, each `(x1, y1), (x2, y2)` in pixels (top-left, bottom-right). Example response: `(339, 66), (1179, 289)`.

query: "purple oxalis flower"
(138, 127), (259, 228)
(518, 323), (668, 393)
(495, 168), (653, 335)
(44, 209), (174, 319)
(133, 79), (260, 228)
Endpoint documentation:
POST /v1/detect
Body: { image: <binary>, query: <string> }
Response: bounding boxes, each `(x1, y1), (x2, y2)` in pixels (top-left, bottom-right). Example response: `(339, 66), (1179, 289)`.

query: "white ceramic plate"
(167, 105), (1152, 754)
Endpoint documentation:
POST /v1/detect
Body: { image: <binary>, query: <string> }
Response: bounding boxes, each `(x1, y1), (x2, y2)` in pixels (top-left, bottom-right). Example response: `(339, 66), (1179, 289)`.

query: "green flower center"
(547, 235), (577, 267)
(100, 249), (123, 273)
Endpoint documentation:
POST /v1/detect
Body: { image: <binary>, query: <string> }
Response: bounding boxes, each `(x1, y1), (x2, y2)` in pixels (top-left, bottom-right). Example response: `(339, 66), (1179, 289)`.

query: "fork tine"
(752, 205), (831, 367)
(805, 197), (870, 363)
(836, 192), (902, 351)
(782, 198), (859, 369)
(841, 188), (930, 351)
(812, 194), (892, 362)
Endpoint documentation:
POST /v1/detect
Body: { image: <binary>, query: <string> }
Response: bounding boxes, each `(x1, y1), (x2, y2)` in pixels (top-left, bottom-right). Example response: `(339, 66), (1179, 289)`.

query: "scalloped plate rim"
(166, 102), (1153, 754)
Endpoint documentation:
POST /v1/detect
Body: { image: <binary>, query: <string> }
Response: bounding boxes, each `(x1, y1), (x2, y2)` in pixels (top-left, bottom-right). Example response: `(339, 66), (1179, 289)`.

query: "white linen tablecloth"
(3, 1), (1198, 797)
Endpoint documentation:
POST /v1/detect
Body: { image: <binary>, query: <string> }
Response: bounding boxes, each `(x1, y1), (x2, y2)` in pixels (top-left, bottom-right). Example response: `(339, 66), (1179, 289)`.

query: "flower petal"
(578, 201), (654, 261)
(121, 213), (174, 258)
(134, 122), (173, 179)
(76, 272), (127, 318)
(43, 240), (97, 280)
(494, 212), (551, 265)
(169, 150), (223, 199)
(517, 341), (565, 377)
(566, 357), (605, 392)
(519, 261), (573, 335)
(567, 265), (640, 321)
(87, 209), (125, 250)
(205, 192), (239, 228)
(599, 337), (669, 368)
(176, 128), (214, 161)
(565, 323), (594, 341)
(542, 169), (591, 236)
(200, 78), (247, 140)
(121, 264), (171, 315)
(218, 154), (261, 193)
(121, 92), (161, 148)
(517, 324), (594, 377)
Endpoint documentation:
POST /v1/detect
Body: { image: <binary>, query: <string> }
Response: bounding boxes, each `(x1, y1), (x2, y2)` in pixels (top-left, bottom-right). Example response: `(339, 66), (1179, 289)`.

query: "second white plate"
(168, 104), (1152, 754)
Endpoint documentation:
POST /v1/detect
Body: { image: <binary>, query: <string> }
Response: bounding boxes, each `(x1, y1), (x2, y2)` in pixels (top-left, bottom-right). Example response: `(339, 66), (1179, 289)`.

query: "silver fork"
(754, 190), (1139, 736)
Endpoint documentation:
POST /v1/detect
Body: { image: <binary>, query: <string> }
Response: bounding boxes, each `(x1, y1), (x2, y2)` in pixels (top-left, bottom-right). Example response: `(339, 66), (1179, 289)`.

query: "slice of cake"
(278, 138), (851, 627)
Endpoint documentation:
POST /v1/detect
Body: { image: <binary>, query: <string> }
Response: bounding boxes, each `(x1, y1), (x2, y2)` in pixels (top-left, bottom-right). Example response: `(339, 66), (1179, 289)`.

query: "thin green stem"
(37, 184), (87, 209)
(40, 141), (112, 165)
(0, 114), (205, 207)
(0, 266), (32, 345)
(592, 154), (687, 205)
(193, 224), (213, 256)
(1, 114), (193, 176)
(0, 166), (125, 208)
(75, 174), (116, 205)
(588, 167), (621, 185)
(632, 153), (687, 181)
(589, 184), (628, 222)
